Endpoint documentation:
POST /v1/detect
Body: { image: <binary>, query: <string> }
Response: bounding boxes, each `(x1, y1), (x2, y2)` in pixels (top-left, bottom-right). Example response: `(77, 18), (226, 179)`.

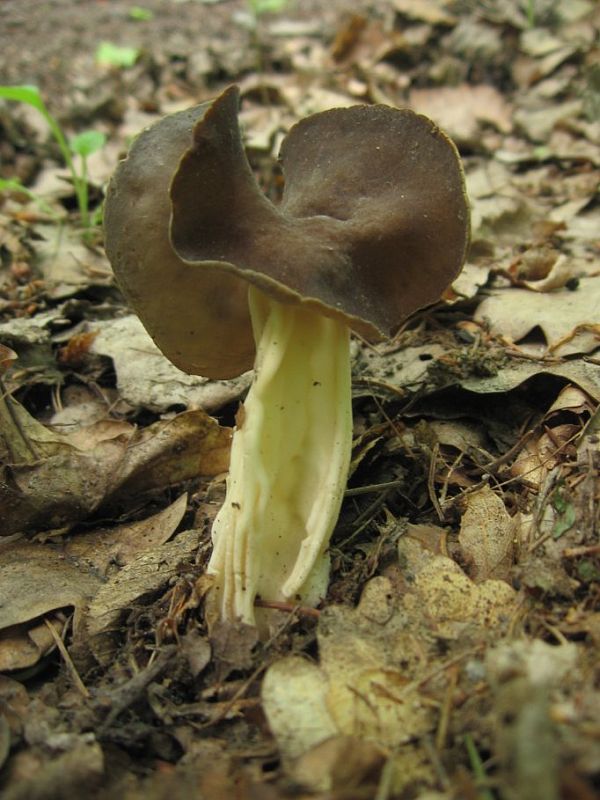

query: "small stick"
(44, 618), (90, 699)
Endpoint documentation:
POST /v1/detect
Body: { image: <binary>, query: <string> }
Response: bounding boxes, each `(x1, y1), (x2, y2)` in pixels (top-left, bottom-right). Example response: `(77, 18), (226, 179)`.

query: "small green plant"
(95, 41), (140, 68)
(464, 733), (495, 800)
(551, 485), (576, 540)
(128, 6), (154, 21)
(247, 0), (289, 17)
(0, 85), (106, 229)
(69, 130), (106, 227)
(242, 0), (290, 106)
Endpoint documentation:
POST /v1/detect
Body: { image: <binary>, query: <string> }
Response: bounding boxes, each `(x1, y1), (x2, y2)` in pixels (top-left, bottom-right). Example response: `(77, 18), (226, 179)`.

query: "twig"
(423, 734), (451, 791)
(98, 645), (177, 732)
(563, 543), (600, 558)
(435, 665), (459, 751)
(44, 617), (90, 699)
(345, 479), (406, 497)
(428, 442), (444, 521)
(254, 598), (320, 619)
(374, 756), (396, 800)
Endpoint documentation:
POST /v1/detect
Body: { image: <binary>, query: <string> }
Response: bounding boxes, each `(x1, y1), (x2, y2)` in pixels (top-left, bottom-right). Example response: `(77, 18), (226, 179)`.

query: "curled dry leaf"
(0, 540), (102, 671)
(106, 409), (231, 506)
(0, 612), (66, 673)
(0, 394), (230, 536)
(0, 344), (18, 374)
(510, 384), (591, 490)
(0, 395), (134, 536)
(511, 423), (579, 489)
(458, 485), (516, 583)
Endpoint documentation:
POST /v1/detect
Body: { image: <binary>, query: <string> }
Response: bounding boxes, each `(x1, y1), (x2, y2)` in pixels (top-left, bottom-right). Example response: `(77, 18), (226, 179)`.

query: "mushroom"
(104, 86), (469, 627)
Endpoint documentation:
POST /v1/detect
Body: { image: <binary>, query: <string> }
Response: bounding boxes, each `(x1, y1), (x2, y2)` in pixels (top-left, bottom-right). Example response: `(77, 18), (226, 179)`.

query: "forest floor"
(0, 1), (599, 798)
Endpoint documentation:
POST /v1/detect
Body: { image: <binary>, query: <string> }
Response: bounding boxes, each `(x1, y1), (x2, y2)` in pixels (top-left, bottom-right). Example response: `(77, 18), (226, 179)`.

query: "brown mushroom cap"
(104, 101), (254, 379)
(105, 86), (469, 379)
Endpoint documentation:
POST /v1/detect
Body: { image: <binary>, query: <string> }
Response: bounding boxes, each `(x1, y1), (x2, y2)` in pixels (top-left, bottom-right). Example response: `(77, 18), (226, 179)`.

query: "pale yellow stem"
(206, 286), (352, 626)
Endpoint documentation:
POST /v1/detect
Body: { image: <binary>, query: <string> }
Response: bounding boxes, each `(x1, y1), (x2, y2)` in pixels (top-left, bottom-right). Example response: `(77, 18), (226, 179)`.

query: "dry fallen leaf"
(86, 528), (201, 665)
(409, 84), (513, 144)
(31, 223), (112, 298)
(64, 493), (188, 578)
(106, 409), (231, 505)
(458, 485), (516, 582)
(0, 613), (66, 673)
(264, 559), (518, 794)
(0, 395), (133, 536)
(475, 277), (600, 356)
(91, 315), (251, 414)
(0, 394), (230, 536)
(0, 540), (102, 671)
(399, 538), (517, 638)
(393, 0), (456, 26)
(262, 656), (338, 763)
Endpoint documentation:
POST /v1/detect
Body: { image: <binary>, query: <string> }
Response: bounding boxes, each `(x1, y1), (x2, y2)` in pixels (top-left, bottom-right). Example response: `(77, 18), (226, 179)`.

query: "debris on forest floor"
(0, 0), (599, 798)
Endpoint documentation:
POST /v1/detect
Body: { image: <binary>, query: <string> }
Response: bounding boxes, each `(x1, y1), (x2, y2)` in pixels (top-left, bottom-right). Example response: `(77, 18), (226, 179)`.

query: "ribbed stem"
(206, 286), (352, 626)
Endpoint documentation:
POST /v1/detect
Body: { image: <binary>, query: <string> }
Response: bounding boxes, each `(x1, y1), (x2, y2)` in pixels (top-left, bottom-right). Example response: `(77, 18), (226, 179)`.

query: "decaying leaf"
(105, 408), (231, 505)
(458, 485), (516, 582)
(0, 395), (133, 536)
(457, 358), (600, 403)
(0, 344), (18, 373)
(0, 394), (230, 536)
(511, 423), (580, 489)
(399, 538), (517, 638)
(264, 557), (517, 794)
(510, 385), (592, 491)
(0, 612), (66, 673)
(0, 540), (102, 670)
(262, 578), (435, 794)
(30, 223), (111, 298)
(86, 528), (202, 665)
(64, 493), (188, 578)
(262, 657), (338, 763)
